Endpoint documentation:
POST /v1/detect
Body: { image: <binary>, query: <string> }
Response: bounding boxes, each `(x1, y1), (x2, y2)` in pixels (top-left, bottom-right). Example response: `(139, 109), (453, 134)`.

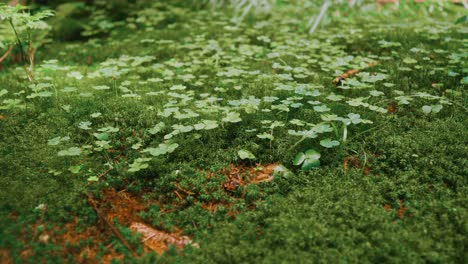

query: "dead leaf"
(383, 204), (391, 212)
(0, 249), (12, 264)
(397, 199), (406, 219)
(387, 101), (397, 113)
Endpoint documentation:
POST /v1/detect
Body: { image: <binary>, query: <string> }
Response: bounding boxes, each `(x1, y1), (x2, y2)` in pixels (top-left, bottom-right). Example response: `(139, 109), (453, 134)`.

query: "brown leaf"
(383, 204), (391, 212)
(387, 101), (397, 113)
(397, 199), (406, 220)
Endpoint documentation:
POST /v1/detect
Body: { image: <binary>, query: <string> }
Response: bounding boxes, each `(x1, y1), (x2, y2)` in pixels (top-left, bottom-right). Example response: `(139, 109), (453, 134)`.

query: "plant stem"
(332, 124), (347, 167)
(288, 136), (306, 152)
(8, 19), (26, 63)
(9, 18), (33, 81)
(309, 0), (331, 34)
(0, 45), (13, 63)
(332, 140), (346, 168)
(269, 127), (274, 159)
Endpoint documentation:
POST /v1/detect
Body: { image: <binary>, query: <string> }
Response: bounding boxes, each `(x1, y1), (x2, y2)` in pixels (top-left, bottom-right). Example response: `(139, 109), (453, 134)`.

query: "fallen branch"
(86, 194), (138, 258)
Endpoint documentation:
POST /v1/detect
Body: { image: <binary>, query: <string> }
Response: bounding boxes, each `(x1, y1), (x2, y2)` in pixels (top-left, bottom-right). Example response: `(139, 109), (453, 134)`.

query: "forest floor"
(0, 1), (467, 263)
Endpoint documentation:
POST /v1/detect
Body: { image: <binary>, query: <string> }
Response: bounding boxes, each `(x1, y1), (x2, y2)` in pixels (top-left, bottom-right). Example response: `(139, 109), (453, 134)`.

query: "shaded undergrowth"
(0, 1), (466, 263)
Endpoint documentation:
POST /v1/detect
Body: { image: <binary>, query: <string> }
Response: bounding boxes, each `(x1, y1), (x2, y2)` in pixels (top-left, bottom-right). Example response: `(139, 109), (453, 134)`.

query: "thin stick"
(9, 19), (34, 81)
(98, 167), (113, 179)
(23, 64), (33, 82)
(84, 167), (113, 188)
(175, 182), (195, 195)
(86, 194), (139, 258)
(0, 46), (13, 63)
(174, 190), (183, 200)
(333, 62), (378, 85)
(8, 19), (26, 64)
(287, 136), (306, 152)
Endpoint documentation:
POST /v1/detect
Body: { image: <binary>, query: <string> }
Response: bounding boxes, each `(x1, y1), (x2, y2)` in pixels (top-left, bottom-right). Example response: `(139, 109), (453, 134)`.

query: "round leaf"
(320, 138), (340, 148)
(301, 149), (321, 170)
(238, 149), (256, 160)
(293, 152), (306, 166)
(273, 165), (295, 179)
(422, 105), (432, 114)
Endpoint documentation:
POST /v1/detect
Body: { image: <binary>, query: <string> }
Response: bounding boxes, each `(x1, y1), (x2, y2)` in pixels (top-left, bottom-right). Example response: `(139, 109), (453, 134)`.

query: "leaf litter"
(5, 163), (280, 263)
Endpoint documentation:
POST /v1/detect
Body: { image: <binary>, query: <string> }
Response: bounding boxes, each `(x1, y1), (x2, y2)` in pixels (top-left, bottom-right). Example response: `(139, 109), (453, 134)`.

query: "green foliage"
(238, 149), (256, 160)
(0, 3), (54, 81)
(0, 0), (466, 262)
(176, 115), (467, 263)
(0, 4), (54, 47)
(293, 149), (321, 170)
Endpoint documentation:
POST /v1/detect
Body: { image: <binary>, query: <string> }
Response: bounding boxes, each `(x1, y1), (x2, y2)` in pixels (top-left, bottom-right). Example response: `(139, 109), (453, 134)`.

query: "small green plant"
(0, 3), (54, 81)
(238, 149), (256, 160)
(293, 149), (321, 171)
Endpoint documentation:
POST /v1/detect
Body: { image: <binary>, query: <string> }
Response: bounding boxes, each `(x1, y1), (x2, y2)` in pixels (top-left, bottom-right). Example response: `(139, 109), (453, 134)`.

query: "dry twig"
(86, 194), (139, 258)
(333, 62), (377, 85)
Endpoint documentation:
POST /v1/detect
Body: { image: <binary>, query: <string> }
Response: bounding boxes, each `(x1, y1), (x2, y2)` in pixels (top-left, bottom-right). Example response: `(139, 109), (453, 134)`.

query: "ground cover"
(0, 0), (466, 263)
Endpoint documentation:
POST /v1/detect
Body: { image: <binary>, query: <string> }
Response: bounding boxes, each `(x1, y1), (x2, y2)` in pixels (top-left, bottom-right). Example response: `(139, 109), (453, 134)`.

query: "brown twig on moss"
(86, 194), (139, 258)
(333, 62), (377, 85)
(174, 182), (195, 195)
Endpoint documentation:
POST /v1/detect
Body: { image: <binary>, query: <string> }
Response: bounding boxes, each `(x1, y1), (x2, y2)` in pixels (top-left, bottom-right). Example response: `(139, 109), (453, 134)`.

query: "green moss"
(0, 0), (466, 262)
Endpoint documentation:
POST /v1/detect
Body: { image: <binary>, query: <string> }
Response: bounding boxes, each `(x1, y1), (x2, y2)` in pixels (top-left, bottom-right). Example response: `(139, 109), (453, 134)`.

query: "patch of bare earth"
(6, 163), (279, 263)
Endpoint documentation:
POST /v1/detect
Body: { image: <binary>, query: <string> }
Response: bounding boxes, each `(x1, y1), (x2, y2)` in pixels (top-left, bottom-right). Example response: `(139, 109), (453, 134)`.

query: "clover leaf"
(238, 149), (256, 160)
(142, 143), (179, 157)
(222, 112), (242, 123)
(128, 158), (152, 172)
(194, 120), (219, 130)
(68, 165), (81, 174)
(98, 126), (119, 133)
(87, 176), (99, 182)
(148, 122), (166, 135)
(313, 105), (331, 112)
(93, 132), (108, 141)
(272, 165), (295, 179)
(78, 121), (92, 130)
(67, 71), (83, 80)
(257, 132), (274, 140)
(422, 104), (443, 114)
(403, 58), (417, 64)
(47, 136), (70, 146)
(293, 149), (321, 170)
(58, 147), (81, 156)
(320, 138), (340, 148)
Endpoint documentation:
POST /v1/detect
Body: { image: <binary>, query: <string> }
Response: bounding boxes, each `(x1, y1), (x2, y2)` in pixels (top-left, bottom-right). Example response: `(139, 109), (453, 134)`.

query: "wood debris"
(130, 222), (199, 255)
(333, 62), (377, 85)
